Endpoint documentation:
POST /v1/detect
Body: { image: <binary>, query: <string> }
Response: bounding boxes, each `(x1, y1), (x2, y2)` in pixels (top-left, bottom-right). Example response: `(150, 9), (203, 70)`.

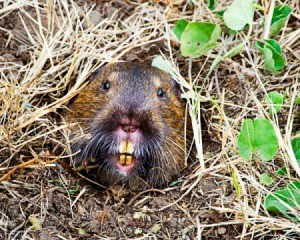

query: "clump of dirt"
(1, 165), (238, 239)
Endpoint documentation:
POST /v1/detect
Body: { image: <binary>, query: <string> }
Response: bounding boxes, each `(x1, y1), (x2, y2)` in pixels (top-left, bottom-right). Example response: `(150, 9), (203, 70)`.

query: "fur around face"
(65, 62), (187, 188)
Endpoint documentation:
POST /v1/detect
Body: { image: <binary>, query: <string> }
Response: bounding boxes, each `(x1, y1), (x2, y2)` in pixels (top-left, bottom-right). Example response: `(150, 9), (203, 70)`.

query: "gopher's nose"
(121, 125), (137, 133)
(118, 116), (140, 133)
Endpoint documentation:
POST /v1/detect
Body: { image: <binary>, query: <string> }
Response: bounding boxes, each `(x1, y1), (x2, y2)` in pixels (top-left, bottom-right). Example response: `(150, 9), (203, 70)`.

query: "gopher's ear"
(88, 64), (107, 82)
(170, 77), (187, 102)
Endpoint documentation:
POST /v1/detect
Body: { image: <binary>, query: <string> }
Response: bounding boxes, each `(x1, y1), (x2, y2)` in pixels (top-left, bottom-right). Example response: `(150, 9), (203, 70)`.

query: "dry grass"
(0, 0), (300, 239)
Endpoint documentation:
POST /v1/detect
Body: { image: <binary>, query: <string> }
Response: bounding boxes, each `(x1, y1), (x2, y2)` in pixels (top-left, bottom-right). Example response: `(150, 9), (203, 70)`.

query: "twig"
(127, 188), (165, 206)
(0, 157), (38, 182)
(263, 0), (275, 39)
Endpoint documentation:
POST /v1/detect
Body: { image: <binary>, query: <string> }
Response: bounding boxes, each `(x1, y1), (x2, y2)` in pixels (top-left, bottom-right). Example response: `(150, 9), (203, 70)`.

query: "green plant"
(173, 19), (188, 40)
(172, 1), (297, 225)
(207, 0), (217, 10)
(265, 182), (300, 221)
(173, 20), (221, 58)
(270, 5), (292, 36)
(134, 228), (143, 235)
(291, 138), (300, 164)
(259, 173), (274, 186)
(237, 118), (278, 161)
(265, 140), (300, 220)
(274, 138), (300, 177)
(295, 94), (300, 105)
(223, 0), (255, 31)
(151, 56), (176, 79)
(256, 39), (286, 73)
(133, 211), (143, 219)
(266, 91), (284, 114)
(276, 167), (288, 176)
(169, 177), (184, 187)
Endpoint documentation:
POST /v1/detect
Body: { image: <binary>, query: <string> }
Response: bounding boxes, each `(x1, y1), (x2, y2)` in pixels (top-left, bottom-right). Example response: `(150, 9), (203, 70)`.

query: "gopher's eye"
(103, 80), (110, 90)
(157, 88), (164, 97)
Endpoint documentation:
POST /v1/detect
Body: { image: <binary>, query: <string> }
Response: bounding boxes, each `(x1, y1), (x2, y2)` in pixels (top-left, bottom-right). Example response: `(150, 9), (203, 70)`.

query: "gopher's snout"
(116, 115), (141, 133)
(65, 62), (188, 188)
(115, 116), (142, 144)
(120, 123), (139, 133)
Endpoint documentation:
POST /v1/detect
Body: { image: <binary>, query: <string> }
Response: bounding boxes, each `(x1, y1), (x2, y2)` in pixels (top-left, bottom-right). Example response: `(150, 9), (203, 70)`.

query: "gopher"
(65, 62), (187, 188)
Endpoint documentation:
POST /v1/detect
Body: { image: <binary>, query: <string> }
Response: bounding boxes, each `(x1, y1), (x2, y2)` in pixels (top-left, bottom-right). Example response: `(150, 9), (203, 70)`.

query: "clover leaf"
(238, 118), (278, 161)
(173, 19), (188, 40)
(259, 173), (274, 186)
(270, 5), (292, 36)
(180, 22), (221, 58)
(275, 138), (300, 177)
(133, 212), (143, 219)
(207, 0), (217, 10)
(291, 138), (300, 165)
(266, 91), (284, 114)
(265, 182), (300, 221)
(223, 0), (255, 31)
(276, 167), (288, 176)
(256, 39), (286, 73)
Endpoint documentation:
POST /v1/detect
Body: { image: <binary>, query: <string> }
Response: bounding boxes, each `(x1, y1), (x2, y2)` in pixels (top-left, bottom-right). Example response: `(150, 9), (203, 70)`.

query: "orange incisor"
(119, 140), (134, 165)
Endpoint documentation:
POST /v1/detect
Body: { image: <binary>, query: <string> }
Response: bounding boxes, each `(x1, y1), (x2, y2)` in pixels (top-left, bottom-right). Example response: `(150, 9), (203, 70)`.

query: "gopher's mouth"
(114, 140), (138, 175)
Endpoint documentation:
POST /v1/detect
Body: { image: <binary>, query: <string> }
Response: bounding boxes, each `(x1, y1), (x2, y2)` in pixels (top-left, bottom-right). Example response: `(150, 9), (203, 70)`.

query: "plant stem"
(263, 0), (275, 39)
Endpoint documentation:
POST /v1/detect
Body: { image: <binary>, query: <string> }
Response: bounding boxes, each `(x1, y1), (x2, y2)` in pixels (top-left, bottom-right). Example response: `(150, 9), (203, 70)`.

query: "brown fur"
(65, 62), (187, 188)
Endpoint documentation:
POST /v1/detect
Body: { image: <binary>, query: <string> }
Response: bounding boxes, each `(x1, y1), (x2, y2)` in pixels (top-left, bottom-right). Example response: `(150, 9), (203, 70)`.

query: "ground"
(0, 0), (300, 239)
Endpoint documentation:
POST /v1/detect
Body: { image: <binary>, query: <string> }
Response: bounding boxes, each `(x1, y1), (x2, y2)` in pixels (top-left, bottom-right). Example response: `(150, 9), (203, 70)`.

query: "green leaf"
(266, 91), (284, 114)
(287, 181), (300, 191)
(134, 229), (143, 235)
(256, 39), (286, 73)
(291, 138), (300, 165)
(217, 8), (245, 35)
(253, 118), (279, 161)
(180, 22), (221, 58)
(223, 0), (255, 31)
(276, 166), (288, 176)
(270, 5), (292, 36)
(216, 9), (246, 35)
(216, 10), (225, 19)
(265, 181), (300, 221)
(237, 119), (254, 161)
(207, 0), (217, 10)
(224, 44), (244, 58)
(133, 212), (143, 219)
(259, 173), (274, 186)
(238, 118), (278, 161)
(173, 19), (189, 40)
(169, 177), (184, 187)
(68, 184), (80, 195)
(78, 228), (86, 235)
(295, 94), (300, 105)
(151, 56), (176, 79)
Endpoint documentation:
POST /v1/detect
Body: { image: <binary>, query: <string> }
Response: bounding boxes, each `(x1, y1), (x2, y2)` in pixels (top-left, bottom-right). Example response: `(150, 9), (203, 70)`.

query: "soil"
(1, 167), (237, 239)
